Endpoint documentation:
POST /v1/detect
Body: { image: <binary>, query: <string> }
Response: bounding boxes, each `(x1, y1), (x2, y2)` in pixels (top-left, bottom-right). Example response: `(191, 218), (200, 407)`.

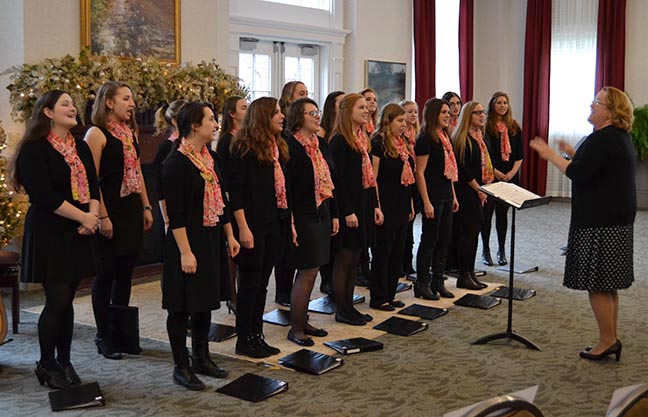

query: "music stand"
(472, 183), (550, 351)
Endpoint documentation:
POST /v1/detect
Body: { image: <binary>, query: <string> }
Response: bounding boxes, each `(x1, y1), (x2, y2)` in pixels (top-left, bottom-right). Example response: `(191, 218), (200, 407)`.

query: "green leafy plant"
(0, 120), (27, 248)
(631, 105), (648, 161)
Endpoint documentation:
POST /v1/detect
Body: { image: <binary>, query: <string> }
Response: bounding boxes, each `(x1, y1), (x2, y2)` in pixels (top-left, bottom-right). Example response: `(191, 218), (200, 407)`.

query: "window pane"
(238, 53), (254, 87)
(254, 54), (272, 97)
(285, 57), (299, 83)
(435, 0), (460, 97)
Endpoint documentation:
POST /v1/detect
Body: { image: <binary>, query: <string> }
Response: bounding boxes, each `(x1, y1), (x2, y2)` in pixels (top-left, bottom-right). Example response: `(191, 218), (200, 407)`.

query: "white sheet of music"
(443, 385), (539, 417)
(480, 182), (542, 209)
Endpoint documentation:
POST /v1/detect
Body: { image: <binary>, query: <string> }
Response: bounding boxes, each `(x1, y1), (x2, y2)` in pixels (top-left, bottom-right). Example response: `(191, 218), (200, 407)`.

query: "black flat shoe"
(579, 340), (622, 361)
(173, 367), (205, 391)
(352, 308), (373, 322)
(497, 251), (508, 266)
(287, 331), (314, 346)
(34, 361), (68, 390)
(390, 300), (405, 308)
(335, 313), (366, 326)
(95, 338), (123, 360)
(470, 271), (488, 289)
(304, 325), (328, 337)
(370, 302), (395, 312)
(235, 336), (271, 358)
(59, 362), (81, 387)
(191, 357), (228, 379)
(254, 334), (280, 355)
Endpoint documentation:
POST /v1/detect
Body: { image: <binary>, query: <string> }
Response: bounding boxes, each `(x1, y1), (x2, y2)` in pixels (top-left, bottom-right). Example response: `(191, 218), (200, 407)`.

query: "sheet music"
(444, 385), (539, 417)
(606, 383), (648, 416)
(480, 182), (542, 209)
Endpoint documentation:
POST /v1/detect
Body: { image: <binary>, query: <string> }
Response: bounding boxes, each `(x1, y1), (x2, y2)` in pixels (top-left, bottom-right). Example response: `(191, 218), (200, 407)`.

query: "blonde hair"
(154, 100), (187, 136)
(399, 100), (420, 135)
(602, 86), (634, 132)
(331, 93), (368, 153)
(279, 81), (305, 115)
(91, 81), (139, 136)
(451, 101), (483, 165)
(375, 103), (407, 158)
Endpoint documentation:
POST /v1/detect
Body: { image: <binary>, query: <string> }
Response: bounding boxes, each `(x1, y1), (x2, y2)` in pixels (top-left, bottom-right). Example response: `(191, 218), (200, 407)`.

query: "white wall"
(626, 0), (648, 106)
(343, 0), (412, 98)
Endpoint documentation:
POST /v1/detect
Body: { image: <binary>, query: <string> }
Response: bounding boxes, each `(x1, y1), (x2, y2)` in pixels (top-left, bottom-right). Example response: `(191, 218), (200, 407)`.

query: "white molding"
(230, 15), (349, 45)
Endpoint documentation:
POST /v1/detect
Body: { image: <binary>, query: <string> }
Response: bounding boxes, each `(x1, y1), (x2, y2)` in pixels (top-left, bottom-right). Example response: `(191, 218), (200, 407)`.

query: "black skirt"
(337, 188), (376, 250)
(100, 193), (144, 258)
(289, 204), (331, 270)
(564, 224), (634, 292)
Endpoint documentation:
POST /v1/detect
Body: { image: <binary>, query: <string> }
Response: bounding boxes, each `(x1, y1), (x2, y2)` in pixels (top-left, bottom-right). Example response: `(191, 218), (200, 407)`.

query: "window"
(546, 0), (598, 197)
(262, 0), (330, 11)
(435, 0), (461, 97)
(238, 52), (272, 100)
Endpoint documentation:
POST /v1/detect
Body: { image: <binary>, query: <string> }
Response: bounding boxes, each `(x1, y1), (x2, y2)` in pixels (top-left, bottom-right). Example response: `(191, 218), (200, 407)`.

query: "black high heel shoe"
(497, 250), (508, 266)
(34, 361), (68, 389)
(482, 250), (494, 266)
(95, 338), (123, 360)
(579, 340), (622, 361)
(59, 362), (81, 386)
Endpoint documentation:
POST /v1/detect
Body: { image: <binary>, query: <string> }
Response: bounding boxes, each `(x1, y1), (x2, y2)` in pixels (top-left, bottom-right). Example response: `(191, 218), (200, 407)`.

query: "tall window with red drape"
(458, 0), (473, 101)
(595, 0), (626, 92)
(413, 0), (435, 111)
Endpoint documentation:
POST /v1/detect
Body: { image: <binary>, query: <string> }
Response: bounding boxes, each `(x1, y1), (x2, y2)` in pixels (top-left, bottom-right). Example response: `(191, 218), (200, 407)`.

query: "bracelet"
(99, 216), (108, 220)
(143, 205), (153, 212)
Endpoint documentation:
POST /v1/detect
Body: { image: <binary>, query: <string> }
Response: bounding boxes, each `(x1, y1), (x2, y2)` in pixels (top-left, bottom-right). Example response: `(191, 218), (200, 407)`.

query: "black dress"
(455, 136), (488, 225)
(161, 149), (231, 312)
(328, 133), (377, 250)
(485, 128), (524, 184)
(285, 135), (334, 269)
(18, 138), (100, 284)
(97, 127), (144, 257)
(152, 138), (175, 201)
(215, 132), (234, 192)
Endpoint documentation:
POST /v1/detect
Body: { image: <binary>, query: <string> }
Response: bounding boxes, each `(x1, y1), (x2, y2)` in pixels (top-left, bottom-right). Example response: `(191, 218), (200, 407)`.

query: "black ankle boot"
(470, 271), (488, 289)
(173, 367), (205, 391)
(482, 248), (494, 266)
(235, 335), (271, 358)
(456, 272), (483, 290)
(254, 334), (280, 355)
(413, 280), (440, 300)
(34, 361), (68, 389)
(192, 340), (228, 378)
(58, 361), (81, 386)
(95, 337), (122, 360)
(497, 250), (508, 266)
(433, 275), (454, 298)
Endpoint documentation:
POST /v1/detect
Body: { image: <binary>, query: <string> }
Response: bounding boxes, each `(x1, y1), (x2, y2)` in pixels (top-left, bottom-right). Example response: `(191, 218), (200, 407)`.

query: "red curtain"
(595, 0), (626, 93)
(413, 0), (435, 111)
(521, 0), (552, 196)
(459, 0), (474, 101)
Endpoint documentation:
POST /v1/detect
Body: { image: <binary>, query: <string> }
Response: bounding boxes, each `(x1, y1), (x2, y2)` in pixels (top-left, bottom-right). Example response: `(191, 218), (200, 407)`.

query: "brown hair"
(286, 97), (318, 133)
(374, 103), (407, 158)
(220, 95), (245, 135)
(421, 98), (450, 143)
(331, 93), (368, 153)
(231, 97), (289, 164)
(321, 91), (345, 142)
(451, 101), (483, 165)
(91, 81), (139, 136)
(485, 91), (520, 137)
(602, 86), (634, 132)
(279, 81), (306, 115)
(360, 87), (378, 127)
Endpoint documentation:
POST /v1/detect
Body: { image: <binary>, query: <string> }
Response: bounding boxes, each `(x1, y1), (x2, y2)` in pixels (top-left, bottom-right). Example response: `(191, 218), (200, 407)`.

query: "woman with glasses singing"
(451, 102), (493, 291)
(480, 92), (524, 266)
(531, 87), (635, 362)
(284, 98), (338, 346)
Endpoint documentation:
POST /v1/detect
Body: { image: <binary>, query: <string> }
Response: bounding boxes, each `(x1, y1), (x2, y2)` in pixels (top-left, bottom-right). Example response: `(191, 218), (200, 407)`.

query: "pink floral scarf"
(356, 128), (376, 189)
(106, 118), (142, 197)
(469, 127), (494, 184)
(46, 130), (90, 204)
(394, 135), (415, 186)
(496, 122), (511, 162)
(437, 129), (458, 182)
(294, 131), (334, 207)
(272, 140), (288, 209)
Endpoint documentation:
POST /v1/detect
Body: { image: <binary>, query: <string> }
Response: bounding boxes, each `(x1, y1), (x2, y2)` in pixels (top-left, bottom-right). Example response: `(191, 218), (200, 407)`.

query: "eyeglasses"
(592, 99), (607, 107)
(304, 110), (321, 117)
(472, 110), (486, 115)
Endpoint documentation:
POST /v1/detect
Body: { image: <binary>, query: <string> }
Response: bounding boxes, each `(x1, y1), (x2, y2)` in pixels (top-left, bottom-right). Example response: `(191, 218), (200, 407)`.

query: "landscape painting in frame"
(81, 0), (181, 64)
(365, 60), (407, 105)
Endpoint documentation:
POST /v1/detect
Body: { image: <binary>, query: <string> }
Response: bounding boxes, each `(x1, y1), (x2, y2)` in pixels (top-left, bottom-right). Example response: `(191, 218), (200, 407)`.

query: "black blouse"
(458, 136), (489, 186)
(285, 135), (338, 220)
(153, 138), (175, 199)
(328, 133), (378, 217)
(566, 125), (636, 228)
(215, 132), (234, 192)
(414, 132), (453, 201)
(485, 127), (524, 183)
(96, 126), (141, 209)
(370, 134), (414, 219)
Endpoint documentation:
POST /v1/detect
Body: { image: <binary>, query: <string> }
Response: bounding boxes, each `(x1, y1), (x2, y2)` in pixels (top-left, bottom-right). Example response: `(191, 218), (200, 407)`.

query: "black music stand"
(472, 183), (550, 351)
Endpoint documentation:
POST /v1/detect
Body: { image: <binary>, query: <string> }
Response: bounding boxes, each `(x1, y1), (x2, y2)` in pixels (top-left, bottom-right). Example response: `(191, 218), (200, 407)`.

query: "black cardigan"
(566, 125), (636, 228)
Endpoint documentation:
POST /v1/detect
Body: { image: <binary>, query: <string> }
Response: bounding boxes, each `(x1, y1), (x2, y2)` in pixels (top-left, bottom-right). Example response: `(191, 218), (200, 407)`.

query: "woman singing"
(285, 98), (338, 345)
(12, 90), (100, 388)
(481, 92), (523, 266)
(399, 99), (420, 277)
(162, 102), (240, 390)
(329, 94), (383, 325)
(229, 97), (288, 358)
(531, 87), (635, 361)
(369, 104), (414, 311)
(85, 81), (154, 359)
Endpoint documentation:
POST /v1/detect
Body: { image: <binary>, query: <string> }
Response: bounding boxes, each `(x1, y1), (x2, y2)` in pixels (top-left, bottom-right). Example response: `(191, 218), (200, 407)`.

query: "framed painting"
(365, 60), (407, 105)
(81, 0), (181, 64)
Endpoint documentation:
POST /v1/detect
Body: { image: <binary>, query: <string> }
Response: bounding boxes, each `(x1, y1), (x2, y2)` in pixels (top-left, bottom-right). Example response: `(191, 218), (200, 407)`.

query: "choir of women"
(28, 75), (606, 392)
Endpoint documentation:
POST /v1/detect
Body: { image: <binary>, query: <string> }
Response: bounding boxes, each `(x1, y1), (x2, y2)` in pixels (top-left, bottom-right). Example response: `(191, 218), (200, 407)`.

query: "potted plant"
(631, 105), (648, 208)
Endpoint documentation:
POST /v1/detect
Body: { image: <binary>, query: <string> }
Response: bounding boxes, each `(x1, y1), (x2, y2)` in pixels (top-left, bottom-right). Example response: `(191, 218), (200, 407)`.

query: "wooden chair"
(0, 251), (20, 334)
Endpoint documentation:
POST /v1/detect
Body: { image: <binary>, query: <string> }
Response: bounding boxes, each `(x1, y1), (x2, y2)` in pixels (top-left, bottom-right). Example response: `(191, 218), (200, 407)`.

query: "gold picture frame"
(81, 0), (181, 64)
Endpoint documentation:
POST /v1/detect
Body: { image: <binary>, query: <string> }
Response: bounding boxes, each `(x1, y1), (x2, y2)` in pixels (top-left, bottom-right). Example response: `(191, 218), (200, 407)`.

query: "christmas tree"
(0, 120), (25, 248)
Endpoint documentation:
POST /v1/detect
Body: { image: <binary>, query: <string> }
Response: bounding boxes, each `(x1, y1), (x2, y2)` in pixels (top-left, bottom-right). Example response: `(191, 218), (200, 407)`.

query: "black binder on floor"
(49, 382), (105, 411)
(109, 305), (142, 354)
(373, 316), (428, 336)
(489, 286), (536, 301)
(262, 309), (291, 326)
(216, 373), (288, 402)
(398, 304), (448, 321)
(324, 337), (384, 355)
(278, 349), (343, 375)
(454, 293), (501, 310)
(208, 323), (237, 342)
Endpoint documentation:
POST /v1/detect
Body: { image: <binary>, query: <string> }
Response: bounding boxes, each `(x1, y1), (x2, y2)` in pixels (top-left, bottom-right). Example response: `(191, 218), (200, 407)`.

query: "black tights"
(457, 222), (482, 274)
(166, 310), (211, 368)
(290, 267), (319, 336)
(92, 254), (137, 339)
(39, 280), (80, 367)
(332, 248), (361, 316)
(481, 198), (509, 252)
